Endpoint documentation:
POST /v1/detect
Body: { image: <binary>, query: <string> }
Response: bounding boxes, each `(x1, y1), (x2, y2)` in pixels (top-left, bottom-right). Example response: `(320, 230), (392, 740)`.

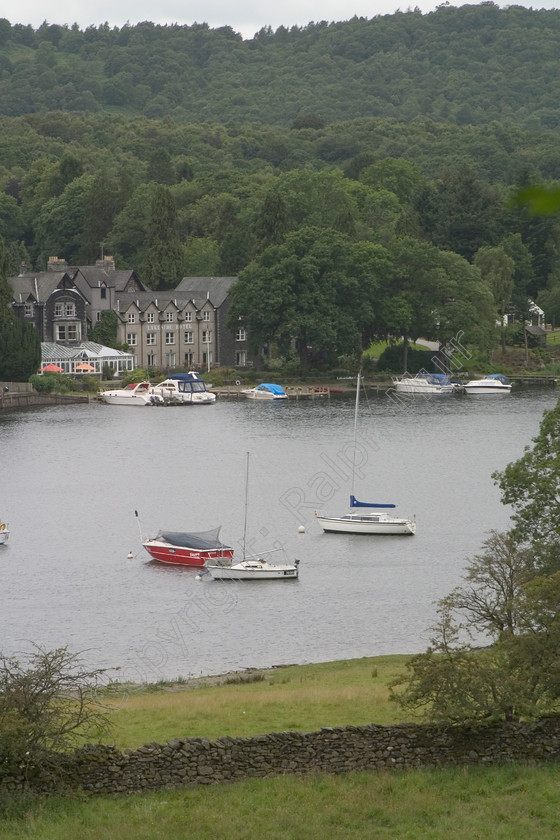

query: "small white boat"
(206, 453), (299, 581)
(316, 373), (416, 536)
(150, 372), (216, 404)
(316, 497), (416, 535)
(463, 373), (511, 394)
(100, 382), (162, 406)
(206, 557), (299, 580)
(241, 383), (288, 400)
(0, 521), (9, 545)
(393, 372), (456, 395)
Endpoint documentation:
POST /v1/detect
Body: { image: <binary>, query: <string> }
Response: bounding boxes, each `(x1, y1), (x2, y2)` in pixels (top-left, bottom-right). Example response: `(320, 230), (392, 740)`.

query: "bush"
(0, 646), (113, 781)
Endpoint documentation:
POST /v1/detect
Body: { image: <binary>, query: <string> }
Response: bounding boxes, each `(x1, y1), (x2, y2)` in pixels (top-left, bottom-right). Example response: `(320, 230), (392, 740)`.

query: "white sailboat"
(206, 454), (300, 580)
(315, 372), (416, 535)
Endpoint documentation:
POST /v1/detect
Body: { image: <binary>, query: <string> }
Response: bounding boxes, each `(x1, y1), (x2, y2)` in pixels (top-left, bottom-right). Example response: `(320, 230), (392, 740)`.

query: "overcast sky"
(4, 0), (560, 40)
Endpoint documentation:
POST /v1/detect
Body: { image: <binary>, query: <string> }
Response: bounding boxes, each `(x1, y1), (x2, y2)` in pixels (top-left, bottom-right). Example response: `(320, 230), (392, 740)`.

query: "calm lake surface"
(1, 385), (557, 683)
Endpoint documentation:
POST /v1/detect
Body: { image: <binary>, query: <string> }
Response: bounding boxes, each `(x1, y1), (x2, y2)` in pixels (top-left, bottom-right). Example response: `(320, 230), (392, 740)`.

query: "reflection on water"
(1, 386), (557, 681)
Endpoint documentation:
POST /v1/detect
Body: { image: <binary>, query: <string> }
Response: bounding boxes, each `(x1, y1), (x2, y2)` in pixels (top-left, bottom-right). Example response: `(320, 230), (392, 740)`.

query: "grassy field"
(3, 655), (560, 839)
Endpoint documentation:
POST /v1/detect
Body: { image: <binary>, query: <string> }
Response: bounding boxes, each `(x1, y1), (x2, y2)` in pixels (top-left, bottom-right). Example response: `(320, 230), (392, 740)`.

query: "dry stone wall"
(4, 717), (560, 795)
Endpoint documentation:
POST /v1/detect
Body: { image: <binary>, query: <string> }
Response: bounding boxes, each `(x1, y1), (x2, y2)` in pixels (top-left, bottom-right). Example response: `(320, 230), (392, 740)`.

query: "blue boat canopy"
(350, 495), (396, 510)
(168, 372), (204, 382)
(257, 383), (286, 395)
(486, 373), (509, 383)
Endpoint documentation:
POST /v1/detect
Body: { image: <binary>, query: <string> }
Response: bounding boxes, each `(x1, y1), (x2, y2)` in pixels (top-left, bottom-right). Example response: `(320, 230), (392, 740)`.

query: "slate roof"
(174, 276), (238, 307)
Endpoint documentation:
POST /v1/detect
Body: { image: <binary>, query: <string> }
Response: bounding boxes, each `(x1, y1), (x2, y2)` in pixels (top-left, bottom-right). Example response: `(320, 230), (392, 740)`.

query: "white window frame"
(146, 333), (156, 346)
(184, 331), (193, 344)
(165, 332), (175, 345)
(54, 303), (63, 317)
(235, 328), (247, 341)
(65, 302), (75, 317)
(203, 311), (210, 321)
(128, 313), (136, 324)
(202, 330), (211, 344)
(147, 312), (155, 323)
(127, 333), (137, 346)
(184, 311), (192, 322)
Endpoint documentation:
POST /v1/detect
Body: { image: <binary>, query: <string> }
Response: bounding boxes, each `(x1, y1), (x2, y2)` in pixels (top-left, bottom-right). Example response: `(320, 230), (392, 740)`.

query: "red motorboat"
(142, 527), (234, 567)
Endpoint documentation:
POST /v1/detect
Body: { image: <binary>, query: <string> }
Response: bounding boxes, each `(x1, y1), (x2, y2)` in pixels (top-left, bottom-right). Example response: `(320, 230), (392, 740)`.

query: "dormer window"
(147, 312), (154, 323)
(65, 303), (75, 317)
(100, 287), (107, 299)
(185, 312), (192, 322)
(128, 313), (136, 324)
(54, 303), (63, 317)
(203, 311), (210, 321)
(166, 312), (173, 322)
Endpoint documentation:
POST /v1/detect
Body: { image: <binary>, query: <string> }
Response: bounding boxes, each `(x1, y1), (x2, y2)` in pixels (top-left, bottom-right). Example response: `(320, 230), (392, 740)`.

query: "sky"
(3, 0), (560, 40)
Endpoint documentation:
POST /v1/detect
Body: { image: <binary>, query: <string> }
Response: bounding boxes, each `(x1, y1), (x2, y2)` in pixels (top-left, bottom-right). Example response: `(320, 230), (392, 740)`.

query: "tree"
(138, 185), (186, 289)
(229, 226), (363, 370)
(0, 645), (112, 778)
(492, 399), (560, 553)
(88, 310), (119, 347)
(474, 245), (514, 353)
(0, 235), (41, 381)
(390, 531), (560, 723)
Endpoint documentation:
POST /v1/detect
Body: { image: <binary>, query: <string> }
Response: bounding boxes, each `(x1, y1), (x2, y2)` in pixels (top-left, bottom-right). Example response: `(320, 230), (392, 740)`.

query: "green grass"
(99, 656), (410, 749)
(4, 656), (560, 839)
(3, 765), (560, 839)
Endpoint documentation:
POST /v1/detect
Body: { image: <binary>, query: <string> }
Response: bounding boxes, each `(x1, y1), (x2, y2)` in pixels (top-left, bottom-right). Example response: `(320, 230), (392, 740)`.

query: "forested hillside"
(0, 4), (559, 129)
(1, 3), (559, 367)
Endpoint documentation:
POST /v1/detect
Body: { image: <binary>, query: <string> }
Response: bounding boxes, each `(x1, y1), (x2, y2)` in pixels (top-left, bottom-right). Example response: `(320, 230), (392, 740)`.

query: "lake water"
(1, 385), (557, 684)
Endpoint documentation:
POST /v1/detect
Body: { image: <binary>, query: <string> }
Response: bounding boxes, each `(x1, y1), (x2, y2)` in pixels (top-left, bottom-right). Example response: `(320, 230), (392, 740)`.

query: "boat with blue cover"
(241, 383), (288, 400)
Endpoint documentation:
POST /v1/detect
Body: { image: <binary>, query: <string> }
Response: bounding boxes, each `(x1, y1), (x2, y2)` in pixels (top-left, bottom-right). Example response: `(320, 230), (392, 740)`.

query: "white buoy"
(195, 573), (202, 581)
(127, 551), (134, 559)
(298, 524), (305, 533)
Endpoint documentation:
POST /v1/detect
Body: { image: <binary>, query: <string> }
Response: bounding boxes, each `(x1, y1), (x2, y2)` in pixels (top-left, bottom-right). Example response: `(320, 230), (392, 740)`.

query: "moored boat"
(463, 373), (511, 394)
(100, 381), (162, 406)
(241, 383), (288, 400)
(142, 527), (234, 567)
(150, 372), (216, 404)
(206, 557), (299, 580)
(392, 373), (456, 395)
(0, 521), (9, 545)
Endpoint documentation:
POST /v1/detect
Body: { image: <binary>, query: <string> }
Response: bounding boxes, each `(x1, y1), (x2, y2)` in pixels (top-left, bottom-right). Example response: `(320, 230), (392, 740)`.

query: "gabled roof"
(73, 267), (145, 292)
(8, 271), (69, 303)
(174, 276), (238, 307)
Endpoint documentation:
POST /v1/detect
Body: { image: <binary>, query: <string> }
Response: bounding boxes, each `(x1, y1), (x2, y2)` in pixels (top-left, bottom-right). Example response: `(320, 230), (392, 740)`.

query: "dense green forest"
(0, 4), (560, 129)
(0, 3), (559, 367)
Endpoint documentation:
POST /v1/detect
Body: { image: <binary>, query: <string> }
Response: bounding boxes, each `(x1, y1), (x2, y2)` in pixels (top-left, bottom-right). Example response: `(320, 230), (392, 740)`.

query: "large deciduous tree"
(493, 398), (560, 555)
(229, 226), (382, 370)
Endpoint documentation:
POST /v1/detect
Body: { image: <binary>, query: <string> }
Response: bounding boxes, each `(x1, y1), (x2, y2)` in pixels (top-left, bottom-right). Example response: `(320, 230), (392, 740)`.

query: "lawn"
(3, 656), (560, 839)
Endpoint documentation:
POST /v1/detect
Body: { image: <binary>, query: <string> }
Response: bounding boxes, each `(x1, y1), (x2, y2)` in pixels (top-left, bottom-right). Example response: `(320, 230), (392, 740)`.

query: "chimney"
(47, 256), (68, 272)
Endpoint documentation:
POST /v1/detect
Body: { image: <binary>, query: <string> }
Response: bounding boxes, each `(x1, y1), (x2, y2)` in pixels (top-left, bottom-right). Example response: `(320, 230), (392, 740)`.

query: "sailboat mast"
(350, 371), (361, 498)
(242, 451), (250, 560)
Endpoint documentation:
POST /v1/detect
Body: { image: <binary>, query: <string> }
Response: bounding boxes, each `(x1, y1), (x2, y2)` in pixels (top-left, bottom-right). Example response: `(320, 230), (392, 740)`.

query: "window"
(165, 311), (173, 322)
(147, 312), (155, 323)
(236, 351), (247, 366)
(56, 324), (80, 341)
(100, 287), (107, 299)
(128, 313), (136, 324)
(235, 328), (246, 341)
(165, 352), (176, 368)
(184, 331), (193, 344)
(203, 311), (210, 321)
(184, 311), (192, 322)
(65, 303), (75, 317)
(147, 354), (156, 366)
(202, 330), (211, 344)
(165, 332), (175, 345)
(96, 312), (102, 322)
(184, 352), (193, 365)
(127, 333), (137, 346)
(54, 303), (63, 317)
(24, 304), (34, 317)
(146, 333), (156, 346)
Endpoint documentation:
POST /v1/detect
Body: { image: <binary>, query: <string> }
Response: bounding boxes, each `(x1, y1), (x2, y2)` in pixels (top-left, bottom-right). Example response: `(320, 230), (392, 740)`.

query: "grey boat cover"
(156, 527), (232, 551)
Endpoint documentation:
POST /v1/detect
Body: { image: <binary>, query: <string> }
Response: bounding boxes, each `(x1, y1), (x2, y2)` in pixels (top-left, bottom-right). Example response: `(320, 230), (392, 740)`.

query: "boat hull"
(143, 539), (234, 567)
(100, 393), (154, 405)
(316, 513), (416, 535)
(206, 561), (299, 579)
(463, 384), (511, 394)
(394, 381), (455, 395)
(0, 525), (9, 545)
